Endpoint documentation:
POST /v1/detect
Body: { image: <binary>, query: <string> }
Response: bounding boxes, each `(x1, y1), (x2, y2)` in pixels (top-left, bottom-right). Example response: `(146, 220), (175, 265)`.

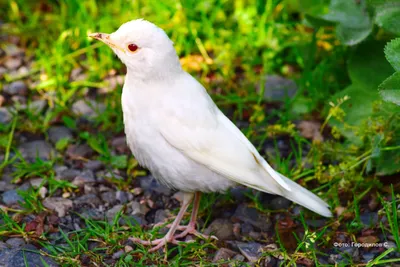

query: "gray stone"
(106, 205), (124, 222)
(4, 57), (22, 70)
(5, 238), (25, 248)
(42, 197), (73, 217)
(112, 250), (124, 260)
(269, 196), (291, 210)
(236, 242), (263, 262)
(154, 209), (169, 224)
(204, 218), (235, 241)
(100, 191), (117, 205)
(119, 215), (147, 226)
(55, 167), (80, 181)
(66, 144), (93, 159)
(48, 126), (73, 144)
(4, 81), (27, 95)
(129, 201), (149, 216)
(72, 170), (95, 187)
(213, 248), (236, 262)
(2, 190), (24, 205)
(84, 160), (104, 171)
(139, 176), (171, 196)
(0, 244), (58, 267)
(232, 204), (272, 232)
(81, 208), (104, 220)
(18, 140), (54, 160)
(28, 100), (47, 114)
(72, 99), (105, 118)
(0, 107), (12, 124)
(116, 190), (132, 204)
(74, 194), (102, 206)
(260, 75), (297, 101)
(360, 212), (378, 227)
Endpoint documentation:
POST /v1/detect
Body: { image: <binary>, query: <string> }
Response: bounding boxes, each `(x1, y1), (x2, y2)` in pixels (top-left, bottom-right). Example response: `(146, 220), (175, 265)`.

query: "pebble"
(204, 218), (235, 240)
(154, 209), (169, 224)
(0, 107), (12, 124)
(129, 201), (149, 216)
(116, 190), (132, 204)
(18, 140), (54, 160)
(213, 248), (236, 262)
(4, 57), (22, 70)
(0, 244), (58, 267)
(5, 238), (25, 248)
(55, 168), (80, 181)
(101, 191), (117, 205)
(4, 81), (27, 95)
(42, 197), (73, 217)
(106, 205), (124, 222)
(48, 126), (72, 144)
(111, 136), (129, 153)
(360, 212), (378, 227)
(111, 250), (124, 260)
(232, 204), (272, 232)
(139, 176), (172, 196)
(2, 190), (24, 205)
(74, 194), (102, 207)
(81, 208), (104, 220)
(236, 242), (263, 262)
(0, 94), (5, 106)
(72, 99), (105, 118)
(66, 144), (94, 159)
(260, 75), (297, 101)
(72, 170), (95, 187)
(29, 99), (47, 114)
(269, 196), (291, 210)
(84, 160), (104, 171)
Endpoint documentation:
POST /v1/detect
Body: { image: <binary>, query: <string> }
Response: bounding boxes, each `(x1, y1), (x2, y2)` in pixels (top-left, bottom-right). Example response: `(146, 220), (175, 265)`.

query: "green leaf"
(369, 0), (400, 35)
(384, 38), (400, 71)
(55, 137), (71, 151)
(111, 155), (127, 169)
(378, 72), (400, 105)
(329, 41), (394, 142)
(322, 0), (372, 45)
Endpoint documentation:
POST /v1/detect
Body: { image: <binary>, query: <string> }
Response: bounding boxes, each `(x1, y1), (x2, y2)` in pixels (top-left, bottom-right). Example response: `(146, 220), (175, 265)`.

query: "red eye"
(127, 43), (138, 52)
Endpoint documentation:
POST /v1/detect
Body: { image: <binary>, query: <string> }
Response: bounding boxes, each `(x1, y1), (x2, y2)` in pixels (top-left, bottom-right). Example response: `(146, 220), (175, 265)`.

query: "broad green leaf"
(322, 0), (372, 45)
(329, 41), (394, 142)
(384, 38), (400, 71)
(380, 89), (400, 105)
(368, 0), (400, 35)
(111, 155), (127, 169)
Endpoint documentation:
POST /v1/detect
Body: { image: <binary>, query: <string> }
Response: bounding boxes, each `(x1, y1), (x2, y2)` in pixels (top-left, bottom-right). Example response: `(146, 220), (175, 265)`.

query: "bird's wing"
(157, 77), (291, 194)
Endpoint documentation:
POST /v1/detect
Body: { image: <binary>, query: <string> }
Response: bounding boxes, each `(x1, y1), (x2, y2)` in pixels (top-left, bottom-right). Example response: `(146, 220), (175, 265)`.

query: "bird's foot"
(173, 225), (217, 240)
(129, 236), (195, 252)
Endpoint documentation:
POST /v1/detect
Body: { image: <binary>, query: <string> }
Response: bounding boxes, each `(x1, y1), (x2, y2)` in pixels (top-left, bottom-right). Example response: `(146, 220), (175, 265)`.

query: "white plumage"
(90, 19), (332, 251)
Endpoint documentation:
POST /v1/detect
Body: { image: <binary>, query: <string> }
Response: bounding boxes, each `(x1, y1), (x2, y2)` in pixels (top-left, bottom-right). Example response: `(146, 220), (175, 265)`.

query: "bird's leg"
(173, 192), (217, 240)
(130, 192), (194, 252)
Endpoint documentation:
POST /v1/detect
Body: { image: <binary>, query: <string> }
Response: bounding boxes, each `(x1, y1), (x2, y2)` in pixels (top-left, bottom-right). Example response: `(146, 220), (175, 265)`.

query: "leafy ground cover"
(0, 0), (399, 266)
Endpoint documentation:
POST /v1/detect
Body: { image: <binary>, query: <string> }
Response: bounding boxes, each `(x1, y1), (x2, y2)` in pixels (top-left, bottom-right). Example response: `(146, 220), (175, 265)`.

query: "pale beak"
(88, 32), (125, 52)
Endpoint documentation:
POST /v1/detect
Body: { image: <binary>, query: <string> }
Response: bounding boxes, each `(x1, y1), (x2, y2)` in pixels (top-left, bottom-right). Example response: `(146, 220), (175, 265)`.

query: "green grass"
(1, 0), (400, 266)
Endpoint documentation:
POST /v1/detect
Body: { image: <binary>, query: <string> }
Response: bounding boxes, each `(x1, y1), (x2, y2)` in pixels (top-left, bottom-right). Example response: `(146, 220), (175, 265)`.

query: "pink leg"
(130, 192), (194, 252)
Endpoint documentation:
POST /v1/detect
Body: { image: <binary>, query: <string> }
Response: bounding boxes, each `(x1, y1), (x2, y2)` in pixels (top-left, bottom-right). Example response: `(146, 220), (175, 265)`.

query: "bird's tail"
(278, 173), (332, 217)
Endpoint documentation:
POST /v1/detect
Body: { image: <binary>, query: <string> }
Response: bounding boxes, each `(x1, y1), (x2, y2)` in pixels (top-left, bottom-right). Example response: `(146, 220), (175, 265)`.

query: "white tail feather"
(278, 173), (332, 217)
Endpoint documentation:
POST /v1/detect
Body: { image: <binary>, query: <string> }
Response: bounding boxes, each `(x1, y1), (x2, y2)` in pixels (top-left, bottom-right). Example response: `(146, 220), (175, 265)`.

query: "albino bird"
(89, 19), (332, 252)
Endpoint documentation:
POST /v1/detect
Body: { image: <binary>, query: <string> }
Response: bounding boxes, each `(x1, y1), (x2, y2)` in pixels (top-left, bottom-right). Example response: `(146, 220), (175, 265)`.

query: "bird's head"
(89, 19), (182, 80)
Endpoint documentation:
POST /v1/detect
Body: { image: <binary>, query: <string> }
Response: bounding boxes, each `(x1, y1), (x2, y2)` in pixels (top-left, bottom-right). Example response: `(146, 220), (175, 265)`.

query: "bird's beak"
(88, 32), (125, 53)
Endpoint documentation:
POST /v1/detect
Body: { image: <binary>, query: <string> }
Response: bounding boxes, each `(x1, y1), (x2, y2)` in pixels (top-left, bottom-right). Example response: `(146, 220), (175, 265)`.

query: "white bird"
(89, 19), (332, 252)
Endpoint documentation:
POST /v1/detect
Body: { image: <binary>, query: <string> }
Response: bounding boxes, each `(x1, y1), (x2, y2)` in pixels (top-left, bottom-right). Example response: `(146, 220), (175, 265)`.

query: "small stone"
(2, 244), (58, 267)
(204, 218), (235, 240)
(297, 121), (324, 142)
(101, 191), (117, 205)
(112, 250), (124, 260)
(119, 215), (147, 226)
(139, 175), (171, 196)
(111, 136), (129, 153)
(74, 194), (102, 207)
(232, 204), (272, 232)
(5, 238), (25, 248)
(0, 94), (5, 106)
(72, 170), (95, 187)
(84, 160), (104, 171)
(62, 192), (71, 198)
(213, 248), (236, 262)
(29, 178), (43, 188)
(2, 190), (24, 205)
(106, 205), (124, 222)
(18, 140), (55, 160)
(84, 184), (97, 194)
(3, 44), (23, 56)
(72, 99), (105, 119)
(43, 197), (73, 217)
(29, 99), (47, 114)
(154, 209), (169, 224)
(362, 253), (375, 262)
(48, 126), (72, 144)
(129, 201), (149, 216)
(116, 190), (132, 204)
(368, 196), (379, 211)
(0, 108), (12, 124)
(236, 242), (263, 262)
(38, 187), (47, 198)
(4, 57), (22, 70)
(4, 81), (27, 95)
(124, 245), (133, 253)
(66, 144), (93, 159)
(260, 75), (297, 101)
(56, 168), (80, 181)
(81, 208), (104, 220)
(360, 212), (378, 227)
(269, 196), (291, 210)
(132, 187), (143, 196)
